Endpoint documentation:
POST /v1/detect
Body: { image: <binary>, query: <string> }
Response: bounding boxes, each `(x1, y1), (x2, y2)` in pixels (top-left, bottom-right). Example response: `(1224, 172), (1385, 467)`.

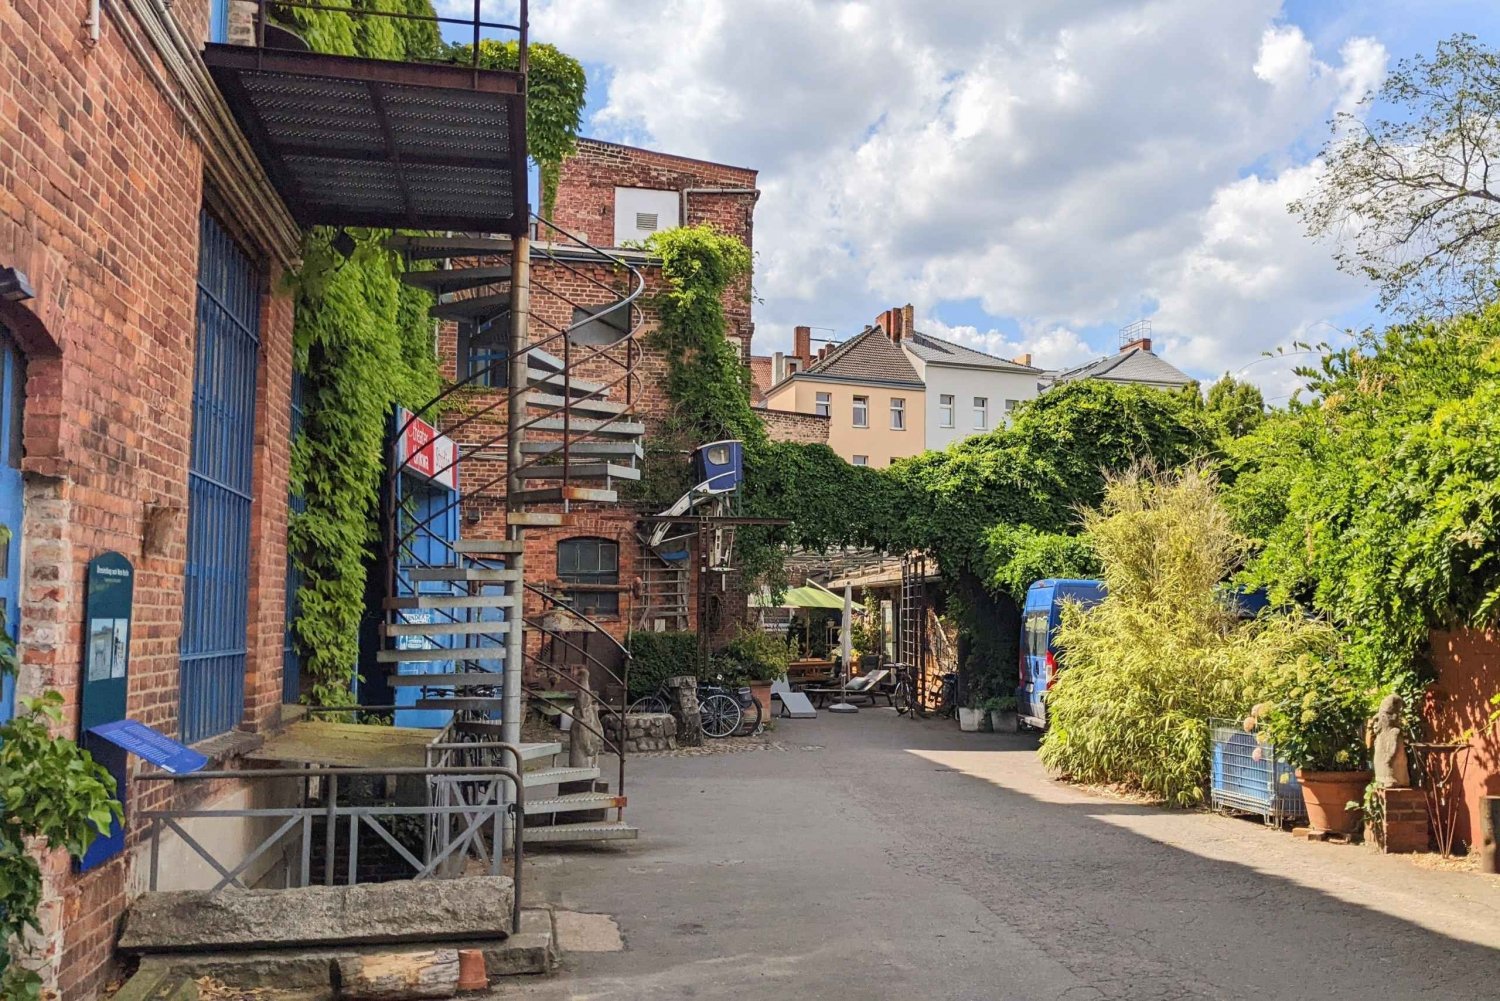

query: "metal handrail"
(253, 0), (526, 69)
(137, 764), (524, 930)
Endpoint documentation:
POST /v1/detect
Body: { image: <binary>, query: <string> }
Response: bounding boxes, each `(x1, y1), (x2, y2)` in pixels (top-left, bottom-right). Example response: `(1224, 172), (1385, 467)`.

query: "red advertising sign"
(396, 408), (457, 490)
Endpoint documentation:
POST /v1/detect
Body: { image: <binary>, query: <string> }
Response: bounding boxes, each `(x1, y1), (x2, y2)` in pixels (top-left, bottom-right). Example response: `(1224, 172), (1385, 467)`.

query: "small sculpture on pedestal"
(1371, 693), (1410, 789)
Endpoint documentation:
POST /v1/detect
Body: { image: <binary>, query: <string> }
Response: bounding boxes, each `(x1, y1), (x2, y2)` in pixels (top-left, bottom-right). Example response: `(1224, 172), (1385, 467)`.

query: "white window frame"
(852, 395), (869, 428)
(852, 455), (869, 467)
(815, 391), (831, 418)
(939, 394), (954, 428)
(974, 396), (988, 430)
(890, 397), (906, 430)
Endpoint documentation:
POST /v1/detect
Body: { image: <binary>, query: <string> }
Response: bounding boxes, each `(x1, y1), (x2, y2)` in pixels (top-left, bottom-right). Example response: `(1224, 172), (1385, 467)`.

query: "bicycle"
(628, 678), (763, 738)
(893, 666), (959, 721)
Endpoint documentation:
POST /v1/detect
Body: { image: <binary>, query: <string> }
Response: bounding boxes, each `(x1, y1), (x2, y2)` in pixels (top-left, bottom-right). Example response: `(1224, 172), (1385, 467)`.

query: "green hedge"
(627, 631), (703, 698)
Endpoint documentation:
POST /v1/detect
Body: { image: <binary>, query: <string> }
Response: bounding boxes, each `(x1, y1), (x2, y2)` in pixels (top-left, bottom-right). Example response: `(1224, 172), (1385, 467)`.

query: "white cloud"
(521, 0), (1388, 391)
(921, 317), (1097, 373)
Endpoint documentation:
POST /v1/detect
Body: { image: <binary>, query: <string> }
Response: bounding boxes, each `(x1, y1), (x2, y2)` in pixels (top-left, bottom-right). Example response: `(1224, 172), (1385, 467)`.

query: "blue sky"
(457, 1), (1500, 397)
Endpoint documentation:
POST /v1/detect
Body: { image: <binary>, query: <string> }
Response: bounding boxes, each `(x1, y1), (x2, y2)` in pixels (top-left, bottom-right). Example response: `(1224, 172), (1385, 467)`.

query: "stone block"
(119, 876), (515, 953)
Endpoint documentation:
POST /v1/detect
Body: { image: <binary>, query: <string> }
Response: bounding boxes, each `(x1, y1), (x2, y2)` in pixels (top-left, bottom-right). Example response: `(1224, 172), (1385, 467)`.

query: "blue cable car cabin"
(692, 440), (743, 494)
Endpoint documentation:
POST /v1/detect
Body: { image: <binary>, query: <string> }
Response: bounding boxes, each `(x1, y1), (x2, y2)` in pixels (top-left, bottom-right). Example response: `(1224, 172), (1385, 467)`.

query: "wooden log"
(1481, 796), (1500, 875)
(335, 949), (460, 1000)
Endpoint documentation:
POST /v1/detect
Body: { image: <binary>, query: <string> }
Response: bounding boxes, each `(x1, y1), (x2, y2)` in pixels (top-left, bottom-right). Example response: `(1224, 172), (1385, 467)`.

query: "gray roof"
(788, 327), (923, 388)
(1052, 346), (1193, 388)
(902, 331), (1040, 373)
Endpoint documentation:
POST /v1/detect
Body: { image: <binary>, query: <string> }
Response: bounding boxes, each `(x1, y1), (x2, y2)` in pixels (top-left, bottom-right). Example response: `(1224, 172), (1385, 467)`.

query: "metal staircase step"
(408, 567), (521, 583)
(521, 766), (600, 788)
(383, 620), (510, 638)
(512, 486), (619, 505)
(526, 369), (606, 396)
(507, 511), (574, 527)
(516, 462), (640, 482)
(384, 594), (515, 610)
(376, 648), (504, 664)
(452, 539), (524, 555)
(524, 346), (565, 372)
(384, 672), (501, 688)
(524, 791), (625, 816)
(401, 265), (511, 295)
(523, 821), (639, 844)
(519, 440), (643, 459)
(413, 696), (506, 712)
(527, 417), (645, 437)
(450, 721), (561, 749)
(430, 293), (510, 321)
(523, 392), (628, 417)
(386, 234), (513, 259)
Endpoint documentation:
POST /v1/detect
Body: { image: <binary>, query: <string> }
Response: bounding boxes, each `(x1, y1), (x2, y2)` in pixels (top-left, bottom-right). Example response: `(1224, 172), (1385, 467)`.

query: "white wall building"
(900, 331), (1043, 450)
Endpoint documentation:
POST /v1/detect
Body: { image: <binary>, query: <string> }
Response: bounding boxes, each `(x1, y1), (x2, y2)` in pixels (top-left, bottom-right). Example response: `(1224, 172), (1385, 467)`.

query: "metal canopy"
(203, 44), (528, 234)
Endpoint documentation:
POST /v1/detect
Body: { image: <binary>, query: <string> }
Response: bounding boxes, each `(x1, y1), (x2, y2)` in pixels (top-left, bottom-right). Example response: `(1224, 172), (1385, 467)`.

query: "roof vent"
(635, 212), (659, 232)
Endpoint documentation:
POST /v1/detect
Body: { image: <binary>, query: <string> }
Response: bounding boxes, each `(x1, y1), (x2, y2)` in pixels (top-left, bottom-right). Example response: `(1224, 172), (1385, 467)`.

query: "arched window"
(557, 536), (620, 615)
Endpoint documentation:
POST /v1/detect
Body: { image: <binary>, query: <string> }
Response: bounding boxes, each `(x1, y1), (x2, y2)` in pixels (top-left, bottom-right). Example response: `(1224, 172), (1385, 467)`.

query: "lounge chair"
(803, 668), (892, 708)
(771, 679), (817, 719)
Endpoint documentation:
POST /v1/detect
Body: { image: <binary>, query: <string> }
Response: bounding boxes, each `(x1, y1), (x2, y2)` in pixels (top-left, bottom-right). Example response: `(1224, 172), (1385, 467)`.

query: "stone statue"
(1371, 694), (1410, 789)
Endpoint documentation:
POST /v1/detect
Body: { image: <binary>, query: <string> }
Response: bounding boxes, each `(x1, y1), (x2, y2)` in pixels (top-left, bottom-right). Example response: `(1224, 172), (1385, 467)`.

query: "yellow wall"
(765, 378), (925, 468)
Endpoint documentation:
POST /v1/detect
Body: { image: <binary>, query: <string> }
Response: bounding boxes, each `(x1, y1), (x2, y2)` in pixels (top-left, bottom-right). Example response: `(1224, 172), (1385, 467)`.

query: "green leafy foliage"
(626, 631), (703, 698)
(1039, 466), (1340, 806)
(1203, 375), (1266, 440)
(1228, 309), (1500, 696)
(0, 531), (122, 998)
(717, 626), (794, 684)
(981, 525), (1099, 602)
(1246, 657), (1376, 772)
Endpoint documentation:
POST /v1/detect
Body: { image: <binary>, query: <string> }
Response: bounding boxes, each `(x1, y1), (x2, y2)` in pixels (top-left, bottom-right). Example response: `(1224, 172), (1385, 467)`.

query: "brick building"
(1, 1), (302, 994)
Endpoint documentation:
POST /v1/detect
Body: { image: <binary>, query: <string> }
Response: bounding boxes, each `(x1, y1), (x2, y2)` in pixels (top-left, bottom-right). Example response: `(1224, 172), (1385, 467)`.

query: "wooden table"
(786, 658), (837, 688)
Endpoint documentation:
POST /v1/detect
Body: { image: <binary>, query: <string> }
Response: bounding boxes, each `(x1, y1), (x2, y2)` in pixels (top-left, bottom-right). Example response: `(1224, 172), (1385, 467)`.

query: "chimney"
(1120, 337), (1152, 354)
(900, 304), (914, 341)
(772, 351), (786, 384)
(1014, 353), (1032, 367)
(793, 325), (812, 365)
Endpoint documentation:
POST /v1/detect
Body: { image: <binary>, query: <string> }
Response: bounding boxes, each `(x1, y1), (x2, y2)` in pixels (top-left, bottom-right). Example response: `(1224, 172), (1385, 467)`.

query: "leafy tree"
(1292, 34), (1500, 317)
(1204, 375), (1265, 439)
(1227, 307), (1500, 694)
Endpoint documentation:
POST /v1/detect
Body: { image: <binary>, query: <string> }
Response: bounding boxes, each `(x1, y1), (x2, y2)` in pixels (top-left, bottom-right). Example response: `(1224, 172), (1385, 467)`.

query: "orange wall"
(1423, 628), (1500, 849)
(764, 378), (924, 468)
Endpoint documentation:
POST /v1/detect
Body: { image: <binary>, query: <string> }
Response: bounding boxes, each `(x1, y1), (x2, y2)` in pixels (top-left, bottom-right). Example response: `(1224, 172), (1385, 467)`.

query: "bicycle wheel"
(629, 695), (669, 714)
(892, 680), (912, 717)
(699, 693), (742, 739)
(739, 693), (764, 735)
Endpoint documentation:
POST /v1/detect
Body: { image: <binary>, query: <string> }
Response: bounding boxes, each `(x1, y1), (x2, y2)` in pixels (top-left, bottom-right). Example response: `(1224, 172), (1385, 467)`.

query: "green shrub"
(1039, 465), (1338, 806)
(717, 627), (794, 684)
(1246, 654), (1377, 772)
(627, 631), (703, 698)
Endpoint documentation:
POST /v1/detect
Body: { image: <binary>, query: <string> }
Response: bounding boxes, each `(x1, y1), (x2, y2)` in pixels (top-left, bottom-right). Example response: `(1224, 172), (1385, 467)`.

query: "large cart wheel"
(699, 693), (742, 739)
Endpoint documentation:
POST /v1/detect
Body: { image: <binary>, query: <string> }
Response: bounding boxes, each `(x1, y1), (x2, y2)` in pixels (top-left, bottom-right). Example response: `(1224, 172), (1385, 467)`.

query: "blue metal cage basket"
(1210, 718), (1306, 825)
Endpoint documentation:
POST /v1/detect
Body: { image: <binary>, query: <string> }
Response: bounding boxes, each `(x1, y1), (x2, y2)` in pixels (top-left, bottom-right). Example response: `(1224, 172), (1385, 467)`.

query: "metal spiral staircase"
(378, 216), (648, 845)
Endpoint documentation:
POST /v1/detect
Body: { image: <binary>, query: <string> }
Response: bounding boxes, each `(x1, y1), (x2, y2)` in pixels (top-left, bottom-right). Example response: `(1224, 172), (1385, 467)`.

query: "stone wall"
(603, 711), (678, 753)
(761, 408), (831, 445)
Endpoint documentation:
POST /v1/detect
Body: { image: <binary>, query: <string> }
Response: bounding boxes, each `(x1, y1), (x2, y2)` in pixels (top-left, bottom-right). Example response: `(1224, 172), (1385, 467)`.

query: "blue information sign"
(88, 719), (208, 775)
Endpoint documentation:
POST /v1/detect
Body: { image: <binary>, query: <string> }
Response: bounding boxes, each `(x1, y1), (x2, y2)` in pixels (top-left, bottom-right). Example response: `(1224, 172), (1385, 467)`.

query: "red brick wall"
(1423, 628), (1500, 850)
(761, 409), (831, 445)
(2, 2), (294, 995)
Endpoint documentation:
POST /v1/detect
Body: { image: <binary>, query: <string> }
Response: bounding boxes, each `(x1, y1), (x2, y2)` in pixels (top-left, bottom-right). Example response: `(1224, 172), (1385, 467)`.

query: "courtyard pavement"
(508, 708), (1500, 1000)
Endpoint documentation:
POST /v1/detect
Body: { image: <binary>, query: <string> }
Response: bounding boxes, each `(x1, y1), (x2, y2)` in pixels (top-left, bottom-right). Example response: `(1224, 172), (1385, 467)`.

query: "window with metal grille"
(557, 537), (620, 616)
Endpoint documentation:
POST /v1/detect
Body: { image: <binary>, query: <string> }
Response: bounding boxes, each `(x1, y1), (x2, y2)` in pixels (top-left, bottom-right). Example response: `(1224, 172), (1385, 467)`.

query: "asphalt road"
(510, 710), (1500, 1001)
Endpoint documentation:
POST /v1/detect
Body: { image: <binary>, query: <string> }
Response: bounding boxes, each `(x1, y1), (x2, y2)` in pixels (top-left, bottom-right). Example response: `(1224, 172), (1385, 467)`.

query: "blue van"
(1017, 578), (1107, 729)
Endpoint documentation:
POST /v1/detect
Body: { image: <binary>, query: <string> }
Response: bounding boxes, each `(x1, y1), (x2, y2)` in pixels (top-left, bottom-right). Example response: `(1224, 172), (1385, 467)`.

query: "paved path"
(510, 710), (1500, 1000)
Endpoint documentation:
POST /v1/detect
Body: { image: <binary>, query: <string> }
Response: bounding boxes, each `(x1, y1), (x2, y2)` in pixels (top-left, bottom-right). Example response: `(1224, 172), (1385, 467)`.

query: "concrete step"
(401, 265), (511, 295)
(526, 369), (606, 396)
(526, 417), (645, 438)
(452, 539), (524, 556)
(408, 567), (521, 583)
(523, 821), (639, 844)
(385, 234), (513, 260)
(512, 486), (619, 505)
(516, 461), (640, 482)
(523, 392), (628, 417)
(506, 511), (574, 527)
(375, 647), (504, 664)
(519, 440), (643, 460)
(429, 292), (510, 321)
(524, 345), (565, 372)
(524, 791), (626, 816)
(521, 765), (600, 788)
(383, 594), (514, 611)
(383, 620), (509, 638)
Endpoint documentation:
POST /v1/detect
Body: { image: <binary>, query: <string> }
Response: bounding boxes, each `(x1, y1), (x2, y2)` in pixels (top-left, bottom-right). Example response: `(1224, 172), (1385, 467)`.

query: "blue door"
(0, 326), (23, 722)
(180, 211), (260, 744)
(389, 473), (464, 728)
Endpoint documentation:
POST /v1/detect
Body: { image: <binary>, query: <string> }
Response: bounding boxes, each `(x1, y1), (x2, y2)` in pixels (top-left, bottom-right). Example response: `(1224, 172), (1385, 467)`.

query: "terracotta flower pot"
(1296, 769), (1373, 835)
(749, 681), (773, 722)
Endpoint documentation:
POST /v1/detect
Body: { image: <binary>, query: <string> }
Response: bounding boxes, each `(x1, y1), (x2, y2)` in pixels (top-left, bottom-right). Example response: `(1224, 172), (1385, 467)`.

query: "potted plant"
(720, 628), (792, 721)
(1249, 654), (1375, 835)
(983, 695), (1018, 733)
(958, 696), (986, 732)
